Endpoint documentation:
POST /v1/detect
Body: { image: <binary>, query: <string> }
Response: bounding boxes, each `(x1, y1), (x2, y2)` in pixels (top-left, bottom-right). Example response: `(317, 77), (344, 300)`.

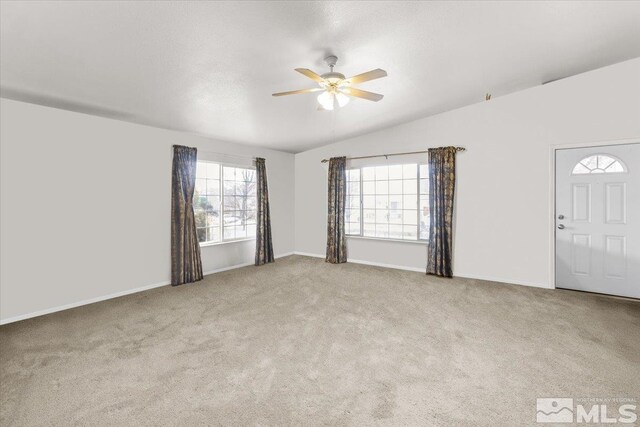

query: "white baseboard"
(293, 251), (423, 272)
(202, 262), (253, 276)
(276, 252), (295, 258)
(293, 251), (325, 258)
(347, 258), (425, 273)
(0, 252), (296, 326)
(0, 280), (170, 326)
(202, 252), (295, 275)
(291, 253), (550, 288)
(454, 272), (550, 289)
(1, 252), (548, 325)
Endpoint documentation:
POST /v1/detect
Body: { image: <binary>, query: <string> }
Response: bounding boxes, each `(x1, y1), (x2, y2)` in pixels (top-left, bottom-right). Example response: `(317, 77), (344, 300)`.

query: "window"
(572, 154), (626, 174)
(345, 169), (361, 235)
(346, 164), (430, 241)
(194, 161), (257, 245)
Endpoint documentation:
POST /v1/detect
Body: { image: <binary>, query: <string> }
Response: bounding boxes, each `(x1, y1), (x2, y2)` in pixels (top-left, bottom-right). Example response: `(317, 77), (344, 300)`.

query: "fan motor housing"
(321, 72), (346, 83)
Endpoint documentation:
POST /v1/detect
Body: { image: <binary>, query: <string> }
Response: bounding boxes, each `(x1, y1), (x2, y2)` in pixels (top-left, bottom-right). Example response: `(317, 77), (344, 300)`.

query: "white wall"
(0, 99), (295, 322)
(294, 58), (640, 288)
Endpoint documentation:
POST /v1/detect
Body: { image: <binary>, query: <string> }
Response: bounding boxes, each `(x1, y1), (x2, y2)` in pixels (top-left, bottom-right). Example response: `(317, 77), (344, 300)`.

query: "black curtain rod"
(320, 147), (466, 163)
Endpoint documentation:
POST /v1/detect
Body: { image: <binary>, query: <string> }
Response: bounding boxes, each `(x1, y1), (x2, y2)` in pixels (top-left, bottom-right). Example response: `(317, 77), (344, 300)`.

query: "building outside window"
(194, 161), (257, 245)
(346, 164), (430, 242)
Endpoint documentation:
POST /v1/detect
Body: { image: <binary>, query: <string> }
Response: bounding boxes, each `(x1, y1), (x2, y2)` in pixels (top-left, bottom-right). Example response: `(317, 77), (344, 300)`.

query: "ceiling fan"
(272, 55), (387, 110)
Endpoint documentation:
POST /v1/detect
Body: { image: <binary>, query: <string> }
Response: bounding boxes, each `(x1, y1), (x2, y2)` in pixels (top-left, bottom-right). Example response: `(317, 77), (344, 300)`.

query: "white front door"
(555, 143), (640, 298)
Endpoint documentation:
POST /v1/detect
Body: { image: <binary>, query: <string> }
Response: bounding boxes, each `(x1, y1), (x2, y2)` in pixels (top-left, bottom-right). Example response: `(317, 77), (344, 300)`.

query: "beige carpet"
(1, 255), (638, 426)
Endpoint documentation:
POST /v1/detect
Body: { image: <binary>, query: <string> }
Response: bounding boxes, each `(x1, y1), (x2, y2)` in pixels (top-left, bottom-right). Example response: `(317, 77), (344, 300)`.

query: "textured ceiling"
(2, 1), (640, 152)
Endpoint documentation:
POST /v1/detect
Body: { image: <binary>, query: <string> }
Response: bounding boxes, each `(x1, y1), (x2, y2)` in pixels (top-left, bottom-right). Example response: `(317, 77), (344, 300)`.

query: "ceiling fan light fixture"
(335, 92), (350, 108)
(317, 91), (335, 110)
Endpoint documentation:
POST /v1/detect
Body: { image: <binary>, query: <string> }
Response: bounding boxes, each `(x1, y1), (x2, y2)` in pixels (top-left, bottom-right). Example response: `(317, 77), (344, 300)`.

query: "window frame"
(571, 154), (627, 175)
(345, 163), (430, 243)
(195, 160), (257, 247)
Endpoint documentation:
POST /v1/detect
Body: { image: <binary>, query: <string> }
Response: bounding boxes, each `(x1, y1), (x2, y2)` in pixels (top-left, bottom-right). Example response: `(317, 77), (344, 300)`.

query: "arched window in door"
(572, 154), (627, 174)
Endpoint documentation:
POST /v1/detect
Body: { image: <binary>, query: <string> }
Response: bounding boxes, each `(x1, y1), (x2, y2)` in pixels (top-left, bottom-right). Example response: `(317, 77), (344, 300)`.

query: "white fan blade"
(340, 87), (384, 102)
(295, 68), (326, 84)
(345, 68), (387, 85)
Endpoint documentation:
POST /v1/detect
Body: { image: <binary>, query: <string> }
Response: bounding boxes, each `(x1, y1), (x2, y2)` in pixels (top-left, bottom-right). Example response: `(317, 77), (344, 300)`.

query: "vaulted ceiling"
(2, 1), (640, 152)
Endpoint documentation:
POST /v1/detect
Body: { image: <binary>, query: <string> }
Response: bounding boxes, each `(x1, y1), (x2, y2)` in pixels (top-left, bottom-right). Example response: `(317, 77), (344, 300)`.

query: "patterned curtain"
(426, 147), (457, 277)
(326, 156), (347, 264)
(171, 145), (203, 286)
(255, 158), (274, 266)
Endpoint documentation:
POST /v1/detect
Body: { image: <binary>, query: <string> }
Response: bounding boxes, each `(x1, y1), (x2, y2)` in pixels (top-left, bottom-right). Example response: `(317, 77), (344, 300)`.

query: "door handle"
(557, 224), (565, 230)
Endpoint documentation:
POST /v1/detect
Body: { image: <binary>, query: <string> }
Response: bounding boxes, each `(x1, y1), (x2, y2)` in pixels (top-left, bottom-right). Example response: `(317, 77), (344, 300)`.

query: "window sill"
(199, 237), (255, 248)
(346, 235), (428, 245)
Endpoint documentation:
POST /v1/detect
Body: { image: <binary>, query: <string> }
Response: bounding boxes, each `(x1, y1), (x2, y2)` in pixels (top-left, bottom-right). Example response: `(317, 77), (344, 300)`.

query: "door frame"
(549, 137), (640, 290)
